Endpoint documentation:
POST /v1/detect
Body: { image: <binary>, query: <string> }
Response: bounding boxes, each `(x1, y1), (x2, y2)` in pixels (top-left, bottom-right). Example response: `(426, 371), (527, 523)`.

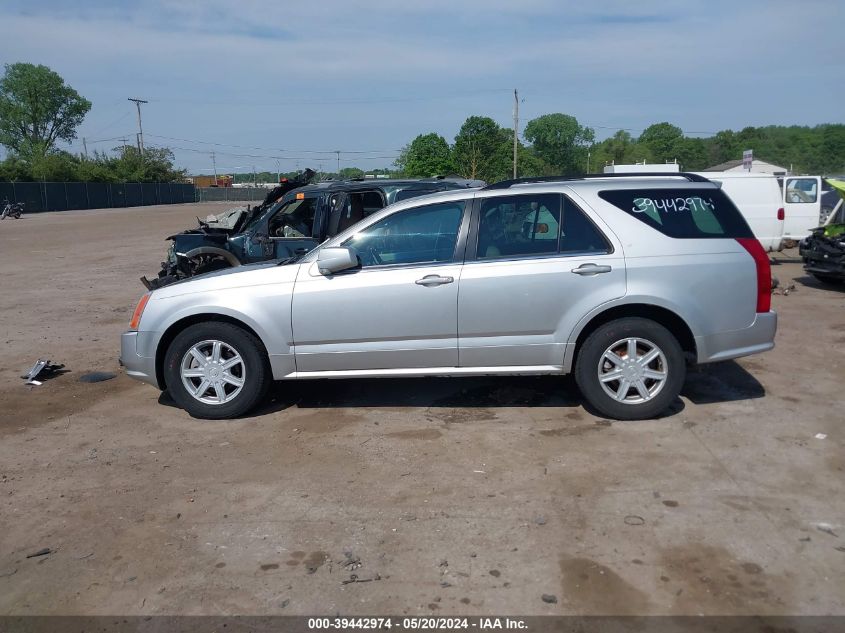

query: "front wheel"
(163, 322), (271, 419)
(574, 317), (685, 420)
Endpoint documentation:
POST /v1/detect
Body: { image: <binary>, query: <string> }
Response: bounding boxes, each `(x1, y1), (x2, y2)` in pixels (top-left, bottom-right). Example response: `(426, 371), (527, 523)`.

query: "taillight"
(777, 208), (785, 221)
(129, 293), (151, 330)
(736, 238), (771, 313)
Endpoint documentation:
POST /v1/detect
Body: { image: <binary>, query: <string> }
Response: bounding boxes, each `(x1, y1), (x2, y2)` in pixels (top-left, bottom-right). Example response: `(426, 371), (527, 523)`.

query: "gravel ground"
(0, 203), (843, 616)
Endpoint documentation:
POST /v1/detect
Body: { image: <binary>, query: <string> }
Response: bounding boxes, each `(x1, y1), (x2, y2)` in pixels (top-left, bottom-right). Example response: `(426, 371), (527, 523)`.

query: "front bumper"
(120, 331), (159, 388)
(695, 311), (777, 364)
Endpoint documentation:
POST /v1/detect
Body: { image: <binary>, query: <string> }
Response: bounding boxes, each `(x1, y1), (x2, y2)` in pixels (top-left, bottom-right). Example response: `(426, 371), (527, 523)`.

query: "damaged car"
(799, 178), (845, 284)
(142, 174), (477, 289)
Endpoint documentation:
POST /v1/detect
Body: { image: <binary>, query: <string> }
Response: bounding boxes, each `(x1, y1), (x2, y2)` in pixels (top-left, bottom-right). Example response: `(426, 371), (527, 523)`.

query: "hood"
(152, 260), (300, 299)
(201, 206), (249, 230)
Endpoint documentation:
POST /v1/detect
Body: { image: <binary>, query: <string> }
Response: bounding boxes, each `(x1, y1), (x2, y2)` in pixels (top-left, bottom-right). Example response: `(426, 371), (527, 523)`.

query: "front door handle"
(571, 263), (612, 275)
(415, 274), (454, 287)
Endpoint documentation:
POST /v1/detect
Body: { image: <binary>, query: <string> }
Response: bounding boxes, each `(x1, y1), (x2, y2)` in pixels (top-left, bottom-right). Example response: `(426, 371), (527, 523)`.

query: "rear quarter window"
(598, 188), (754, 239)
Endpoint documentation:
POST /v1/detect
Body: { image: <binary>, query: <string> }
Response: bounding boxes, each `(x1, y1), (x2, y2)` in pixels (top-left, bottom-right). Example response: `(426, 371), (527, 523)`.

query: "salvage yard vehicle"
(799, 178), (845, 284)
(1, 198), (23, 219)
(122, 173), (777, 421)
(142, 175), (473, 289)
(692, 172), (785, 251)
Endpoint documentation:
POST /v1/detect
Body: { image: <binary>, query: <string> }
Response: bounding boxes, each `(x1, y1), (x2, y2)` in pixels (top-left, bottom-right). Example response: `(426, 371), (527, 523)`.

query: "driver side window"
(343, 201), (465, 268)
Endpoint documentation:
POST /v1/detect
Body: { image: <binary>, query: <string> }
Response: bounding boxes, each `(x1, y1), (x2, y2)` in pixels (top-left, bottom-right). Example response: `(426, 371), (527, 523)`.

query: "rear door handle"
(571, 263), (612, 275)
(415, 274), (454, 287)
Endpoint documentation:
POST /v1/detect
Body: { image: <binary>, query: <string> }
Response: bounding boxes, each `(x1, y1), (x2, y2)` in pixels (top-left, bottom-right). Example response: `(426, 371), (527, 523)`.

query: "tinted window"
(477, 194), (609, 258)
(344, 201), (464, 267)
(395, 188), (441, 202)
(598, 188), (753, 239)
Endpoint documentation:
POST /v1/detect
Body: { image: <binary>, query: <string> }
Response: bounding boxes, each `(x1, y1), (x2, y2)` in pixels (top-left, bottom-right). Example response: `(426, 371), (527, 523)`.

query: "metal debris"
(26, 548), (52, 558)
(21, 359), (66, 385)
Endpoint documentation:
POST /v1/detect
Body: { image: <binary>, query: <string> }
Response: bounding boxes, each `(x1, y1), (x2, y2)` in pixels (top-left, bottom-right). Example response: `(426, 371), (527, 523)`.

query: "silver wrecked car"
(121, 173), (776, 421)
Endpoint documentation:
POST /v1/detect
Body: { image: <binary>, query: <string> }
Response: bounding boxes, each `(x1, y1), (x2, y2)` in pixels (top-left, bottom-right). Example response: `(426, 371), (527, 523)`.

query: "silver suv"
(121, 173), (776, 421)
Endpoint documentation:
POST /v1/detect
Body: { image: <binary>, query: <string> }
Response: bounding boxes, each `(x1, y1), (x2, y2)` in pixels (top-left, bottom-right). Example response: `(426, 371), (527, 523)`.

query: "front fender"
(180, 246), (241, 268)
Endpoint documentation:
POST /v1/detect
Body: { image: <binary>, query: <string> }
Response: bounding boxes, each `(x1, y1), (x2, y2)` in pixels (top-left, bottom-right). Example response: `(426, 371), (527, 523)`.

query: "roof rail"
(481, 172), (711, 190)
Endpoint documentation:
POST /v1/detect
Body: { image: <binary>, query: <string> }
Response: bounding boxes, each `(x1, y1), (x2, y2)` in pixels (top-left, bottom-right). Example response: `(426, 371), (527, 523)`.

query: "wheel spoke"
(193, 379), (210, 398)
(221, 355), (242, 371)
(615, 378), (631, 400)
(603, 351), (624, 367)
(626, 338), (637, 359)
(600, 369), (624, 383)
(221, 372), (243, 387)
(211, 341), (222, 362)
(634, 379), (650, 400)
(643, 368), (666, 380)
(638, 347), (660, 367)
(213, 381), (226, 403)
(189, 348), (207, 366)
(182, 368), (205, 378)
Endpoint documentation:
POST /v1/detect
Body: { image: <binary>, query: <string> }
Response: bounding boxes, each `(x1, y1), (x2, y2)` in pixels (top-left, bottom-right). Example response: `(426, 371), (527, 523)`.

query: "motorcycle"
(1, 199), (24, 220)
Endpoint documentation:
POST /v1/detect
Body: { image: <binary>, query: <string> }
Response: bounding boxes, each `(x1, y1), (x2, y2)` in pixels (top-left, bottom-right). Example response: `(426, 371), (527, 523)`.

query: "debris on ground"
(541, 594), (558, 604)
(79, 371), (117, 383)
(26, 548), (52, 558)
(815, 523), (839, 537)
(772, 283), (796, 296)
(534, 515), (547, 526)
(21, 359), (66, 385)
(341, 573), (382, 585)
(815, 433), (827, 440)
(624, 515), (645, 526)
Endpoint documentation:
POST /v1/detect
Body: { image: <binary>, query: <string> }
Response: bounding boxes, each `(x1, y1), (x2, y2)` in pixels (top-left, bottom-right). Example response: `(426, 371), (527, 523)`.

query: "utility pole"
(128, 98), (148, 154)
(211, 151), (218, 181)
(82, 137), (89, 159)
(512, 89), (519, 179)
(335, 150), (341, 176)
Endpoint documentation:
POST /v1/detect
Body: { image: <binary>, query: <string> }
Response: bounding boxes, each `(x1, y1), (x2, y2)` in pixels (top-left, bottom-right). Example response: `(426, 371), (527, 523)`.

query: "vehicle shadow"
(255, 373), (688, 420)
(794, 274), (845, 293)
(681, 360), (765, 404)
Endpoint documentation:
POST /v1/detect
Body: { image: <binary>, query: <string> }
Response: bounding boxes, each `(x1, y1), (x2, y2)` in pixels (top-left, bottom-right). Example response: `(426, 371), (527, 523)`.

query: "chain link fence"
(0, 181), (195, 212)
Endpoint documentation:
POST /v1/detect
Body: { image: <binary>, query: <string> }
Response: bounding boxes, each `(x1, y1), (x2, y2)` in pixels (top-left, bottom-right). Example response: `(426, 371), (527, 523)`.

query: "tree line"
(396, 116), (845, 183)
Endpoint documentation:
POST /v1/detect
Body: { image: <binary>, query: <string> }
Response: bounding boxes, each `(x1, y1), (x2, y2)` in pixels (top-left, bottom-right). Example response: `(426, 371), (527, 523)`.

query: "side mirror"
(317, 246), (359, 275)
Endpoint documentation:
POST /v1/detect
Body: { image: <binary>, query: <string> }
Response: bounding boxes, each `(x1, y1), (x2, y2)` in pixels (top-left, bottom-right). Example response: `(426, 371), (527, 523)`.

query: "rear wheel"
(163, 322), (271, 419)
(575, 317), (685, 420)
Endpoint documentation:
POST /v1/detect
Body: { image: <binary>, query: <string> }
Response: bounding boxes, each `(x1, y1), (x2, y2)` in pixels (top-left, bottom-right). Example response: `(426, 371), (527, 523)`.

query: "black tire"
(574, 317), (685, 421)
(163, 322), (271, 419)
(812, 273), (843, 285)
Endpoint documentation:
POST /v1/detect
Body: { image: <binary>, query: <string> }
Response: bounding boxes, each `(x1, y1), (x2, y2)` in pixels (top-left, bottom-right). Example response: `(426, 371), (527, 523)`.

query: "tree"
(638, 122), (684, 163)
(0, 63), (91, 161)
(453, 116), (512, 183)
(523, 113), (595, 175)
(339, 167), (365, 179)
(397, 133), (453, 177)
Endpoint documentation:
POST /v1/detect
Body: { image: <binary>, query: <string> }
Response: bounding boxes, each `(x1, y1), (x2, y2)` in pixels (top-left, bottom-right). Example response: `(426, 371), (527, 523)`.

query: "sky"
(0, 0), (843, 175)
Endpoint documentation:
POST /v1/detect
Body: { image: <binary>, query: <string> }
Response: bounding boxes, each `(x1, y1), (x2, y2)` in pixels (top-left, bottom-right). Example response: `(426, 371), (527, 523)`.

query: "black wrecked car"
(142, 173), (480, 289)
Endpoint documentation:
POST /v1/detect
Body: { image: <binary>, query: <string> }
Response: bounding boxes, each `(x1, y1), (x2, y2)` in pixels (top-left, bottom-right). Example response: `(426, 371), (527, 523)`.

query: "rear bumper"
(120, 331), (159, 388)
(695, 311), (777, 364)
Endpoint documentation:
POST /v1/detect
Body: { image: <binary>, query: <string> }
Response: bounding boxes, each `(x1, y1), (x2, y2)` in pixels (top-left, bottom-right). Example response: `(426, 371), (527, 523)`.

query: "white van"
(693, 172), (784, 251)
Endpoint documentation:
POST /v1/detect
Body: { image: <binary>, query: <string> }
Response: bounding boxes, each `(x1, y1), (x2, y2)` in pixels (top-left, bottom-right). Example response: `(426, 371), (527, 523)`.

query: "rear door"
(783, 176), (822, 238)
(458, 192), (625, 368)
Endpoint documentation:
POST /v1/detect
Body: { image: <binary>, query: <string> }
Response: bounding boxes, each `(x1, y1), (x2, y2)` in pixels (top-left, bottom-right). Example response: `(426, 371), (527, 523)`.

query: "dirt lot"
(0, 203), (843, 616)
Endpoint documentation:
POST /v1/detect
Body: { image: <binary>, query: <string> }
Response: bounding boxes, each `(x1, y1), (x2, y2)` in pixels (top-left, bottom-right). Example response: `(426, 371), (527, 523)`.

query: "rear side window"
(598, 188), (753, 238)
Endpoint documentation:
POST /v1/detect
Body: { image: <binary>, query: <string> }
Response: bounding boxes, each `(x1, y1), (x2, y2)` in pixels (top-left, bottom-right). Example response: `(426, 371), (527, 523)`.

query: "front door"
(291, 199), (468, 372)
(458, 192), (626, 368)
